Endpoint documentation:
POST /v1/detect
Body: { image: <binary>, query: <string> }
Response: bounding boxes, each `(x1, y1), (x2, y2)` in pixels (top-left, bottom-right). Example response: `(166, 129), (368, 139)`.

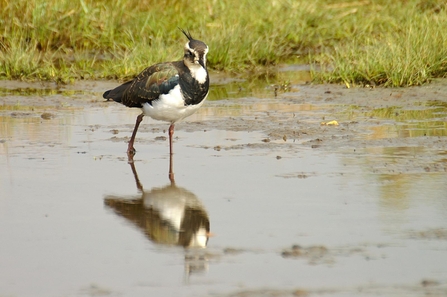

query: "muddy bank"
(2, 78), (446, 174)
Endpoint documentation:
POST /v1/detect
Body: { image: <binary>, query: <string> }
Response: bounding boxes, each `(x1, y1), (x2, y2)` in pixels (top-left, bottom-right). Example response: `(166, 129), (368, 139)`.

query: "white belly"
(141, 85), (207, 123)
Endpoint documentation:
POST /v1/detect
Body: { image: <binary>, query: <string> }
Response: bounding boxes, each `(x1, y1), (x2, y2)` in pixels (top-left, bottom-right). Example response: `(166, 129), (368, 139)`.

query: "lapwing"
(103, 29), (209, 161)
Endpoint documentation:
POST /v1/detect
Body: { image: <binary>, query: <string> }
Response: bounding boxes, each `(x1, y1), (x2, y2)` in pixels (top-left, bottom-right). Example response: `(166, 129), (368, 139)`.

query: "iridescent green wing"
(122, 63), (180, 107)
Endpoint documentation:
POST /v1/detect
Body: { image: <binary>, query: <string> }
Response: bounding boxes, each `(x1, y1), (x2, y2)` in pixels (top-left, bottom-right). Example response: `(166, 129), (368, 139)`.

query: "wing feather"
(103, 63), (180, 108)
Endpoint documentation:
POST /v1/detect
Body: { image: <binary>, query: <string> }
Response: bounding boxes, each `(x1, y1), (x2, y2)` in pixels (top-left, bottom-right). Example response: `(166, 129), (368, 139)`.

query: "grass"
(0, 0), (447, 86)
(313, 1), (447, 87)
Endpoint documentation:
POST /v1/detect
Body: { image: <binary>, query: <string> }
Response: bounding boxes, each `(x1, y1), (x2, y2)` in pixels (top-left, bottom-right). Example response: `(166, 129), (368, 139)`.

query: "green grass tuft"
(1, 0), (447, 86)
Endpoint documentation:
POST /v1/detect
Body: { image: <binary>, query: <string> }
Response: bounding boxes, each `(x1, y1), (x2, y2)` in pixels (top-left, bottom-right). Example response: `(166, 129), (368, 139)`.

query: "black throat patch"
(179, 68), (209, 106)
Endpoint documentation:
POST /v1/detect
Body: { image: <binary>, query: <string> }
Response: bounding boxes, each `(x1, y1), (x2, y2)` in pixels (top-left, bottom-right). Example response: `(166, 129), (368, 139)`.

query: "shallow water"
(1, 79), (447, 297)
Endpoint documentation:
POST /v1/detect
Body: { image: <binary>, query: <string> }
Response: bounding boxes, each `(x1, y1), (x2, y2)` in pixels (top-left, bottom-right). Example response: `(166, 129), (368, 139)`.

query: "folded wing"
(103, 63), (180, 108)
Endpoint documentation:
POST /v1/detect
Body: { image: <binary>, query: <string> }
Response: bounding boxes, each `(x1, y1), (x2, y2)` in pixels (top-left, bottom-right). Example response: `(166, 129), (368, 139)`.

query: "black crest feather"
(179, 28), (193, 41)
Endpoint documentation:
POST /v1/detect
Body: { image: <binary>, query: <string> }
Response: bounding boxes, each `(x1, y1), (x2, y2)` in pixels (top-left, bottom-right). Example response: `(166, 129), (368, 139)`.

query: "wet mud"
(1, 76), (447, 297)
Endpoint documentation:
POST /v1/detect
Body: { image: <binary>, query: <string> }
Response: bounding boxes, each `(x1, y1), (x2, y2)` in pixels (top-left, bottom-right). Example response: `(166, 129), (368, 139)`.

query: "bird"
(103, 29), (210, 162)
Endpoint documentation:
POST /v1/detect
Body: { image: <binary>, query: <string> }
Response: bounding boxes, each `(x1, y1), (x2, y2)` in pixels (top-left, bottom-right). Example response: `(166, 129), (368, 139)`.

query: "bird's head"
(180, 29), (209, 70)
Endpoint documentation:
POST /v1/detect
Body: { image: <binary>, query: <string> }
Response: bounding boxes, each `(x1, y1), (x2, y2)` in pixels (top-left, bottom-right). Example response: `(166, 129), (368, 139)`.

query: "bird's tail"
(103, 80), (133, 103)
(103, 89), (122, 103)
(103, 90), (112, 99)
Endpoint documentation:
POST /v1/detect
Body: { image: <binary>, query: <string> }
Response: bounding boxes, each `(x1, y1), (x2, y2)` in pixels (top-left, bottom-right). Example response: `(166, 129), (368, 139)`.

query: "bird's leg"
(169, 152), (175, 184)
(128, 160), (144, 192)
(127, 113), (144, 160)
(168, 123), (175, 182)
(168, 123), (175, 156)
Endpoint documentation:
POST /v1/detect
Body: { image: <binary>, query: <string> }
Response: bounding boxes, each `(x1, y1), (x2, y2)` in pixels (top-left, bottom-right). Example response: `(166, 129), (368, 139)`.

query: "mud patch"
(409, 228), (447, 240)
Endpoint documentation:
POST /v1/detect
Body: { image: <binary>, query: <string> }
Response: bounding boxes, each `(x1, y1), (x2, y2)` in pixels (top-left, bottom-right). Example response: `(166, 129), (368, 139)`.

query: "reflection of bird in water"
(104, 183), (210, 248)
(104, 162), (210, 248)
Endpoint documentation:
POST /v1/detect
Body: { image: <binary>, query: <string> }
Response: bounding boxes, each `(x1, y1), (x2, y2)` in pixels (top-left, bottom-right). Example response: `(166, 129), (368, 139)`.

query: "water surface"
(1, 79), (447, 297)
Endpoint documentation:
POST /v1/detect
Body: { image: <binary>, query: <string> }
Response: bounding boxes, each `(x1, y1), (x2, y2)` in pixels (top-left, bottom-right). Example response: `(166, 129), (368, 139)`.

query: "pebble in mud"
(410, 228), (447, 240)
(41, 112), (55, 119)
(223, 247), (245, 255)
(10, 112), (32, 117)
(282, 245), (328, 258)
(281, 244), (373, 265)
(281, 245), (331, 265)
(421, 279), (440, 287)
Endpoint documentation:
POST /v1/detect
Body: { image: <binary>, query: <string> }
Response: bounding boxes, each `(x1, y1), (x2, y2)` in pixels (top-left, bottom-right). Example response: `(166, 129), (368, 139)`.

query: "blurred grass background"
(0, 0), (446, 86)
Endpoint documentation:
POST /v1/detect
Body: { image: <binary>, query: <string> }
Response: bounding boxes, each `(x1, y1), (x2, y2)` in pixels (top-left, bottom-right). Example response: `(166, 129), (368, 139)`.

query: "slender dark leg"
(168, 123), (175, 156)
(128, 113), (144, 158)
(128, 160), (144, 191)
(168, 123), (175, 182)
(169, 151), (175, 184)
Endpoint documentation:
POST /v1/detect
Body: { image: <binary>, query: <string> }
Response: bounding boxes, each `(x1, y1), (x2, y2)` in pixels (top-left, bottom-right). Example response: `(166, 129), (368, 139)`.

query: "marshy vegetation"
(1, 0), (446, 86)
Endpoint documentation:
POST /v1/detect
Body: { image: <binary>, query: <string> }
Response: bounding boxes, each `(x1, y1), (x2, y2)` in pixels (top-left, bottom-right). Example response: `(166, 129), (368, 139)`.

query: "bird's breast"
(141, 85), (206, 123)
